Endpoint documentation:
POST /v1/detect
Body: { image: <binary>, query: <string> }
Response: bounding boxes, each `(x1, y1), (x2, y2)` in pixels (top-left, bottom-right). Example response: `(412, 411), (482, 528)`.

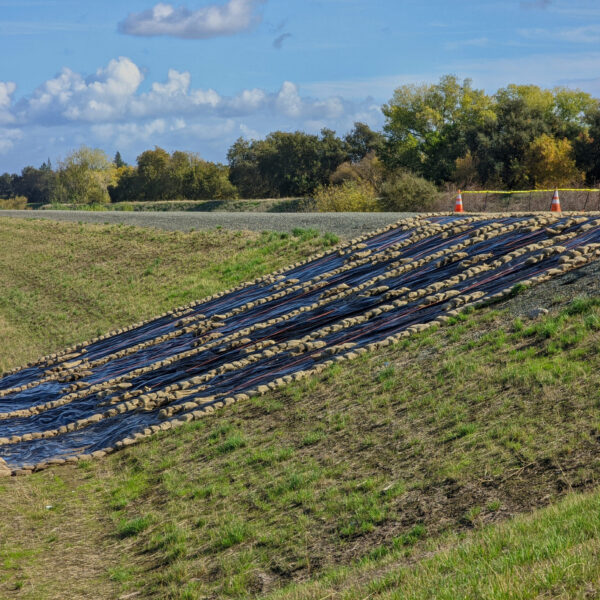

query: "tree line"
(2, 76), (600, 207)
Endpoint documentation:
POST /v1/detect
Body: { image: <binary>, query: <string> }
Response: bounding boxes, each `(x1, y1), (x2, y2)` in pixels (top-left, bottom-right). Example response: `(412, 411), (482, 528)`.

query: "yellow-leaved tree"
(525, 134), (582, 188)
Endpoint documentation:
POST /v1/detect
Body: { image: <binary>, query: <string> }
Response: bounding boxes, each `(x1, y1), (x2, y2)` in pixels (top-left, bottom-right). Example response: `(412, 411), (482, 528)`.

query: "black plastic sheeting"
(2, 214), (600, 471)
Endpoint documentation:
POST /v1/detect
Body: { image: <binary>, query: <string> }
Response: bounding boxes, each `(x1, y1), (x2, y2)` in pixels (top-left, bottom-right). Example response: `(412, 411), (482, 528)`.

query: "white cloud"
(0, 82), (16, 109)
(8, 58), (367, 133)
(91, 119), (168, 149)
(0, 127), (22, 154)
(311, 96), (345, 119)
(239, 123), (260, 139)
(21, 57), (144, 124)
(275, 81), (303, 117)
(520, 25), (600, 43)
(130, 69), (221, 118)
(228, 88), (267, 113)
(0, 81), (16, 124)
(119, 0), (264, 39)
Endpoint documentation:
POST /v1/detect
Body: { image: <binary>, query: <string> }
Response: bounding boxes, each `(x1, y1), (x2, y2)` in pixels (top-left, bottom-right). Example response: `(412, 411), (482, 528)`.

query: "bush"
(0, 196), (28, 209)
(330, 152), (384, 189)
(379, 171), (438, 211)
(315, 180), (379, 212)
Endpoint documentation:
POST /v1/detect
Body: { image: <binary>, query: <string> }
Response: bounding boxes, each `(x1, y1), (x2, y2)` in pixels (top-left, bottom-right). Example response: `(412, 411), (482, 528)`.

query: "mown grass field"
(1, 217), (600, 599)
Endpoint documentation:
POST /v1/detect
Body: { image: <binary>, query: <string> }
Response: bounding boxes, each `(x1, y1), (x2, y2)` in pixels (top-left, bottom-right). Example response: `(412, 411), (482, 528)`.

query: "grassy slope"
(0, 218), (337, 372)
(42, 197), (312, 213)
(2, 218), (600, 599)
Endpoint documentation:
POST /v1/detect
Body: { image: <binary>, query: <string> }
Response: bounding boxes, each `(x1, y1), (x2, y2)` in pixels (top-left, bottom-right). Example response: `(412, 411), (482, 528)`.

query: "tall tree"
(381, 75), (495, 183)
(575, 103), (600, 184)
(227, 129), (347, 198)
(114, 151), (127, 168)
(135, 146), (172, 201)
(344, 122), (384, 163)
(471, 86), (552, 188)
(525, 134), (582, 188)
(0, 172), (15, 199)
(53, 146), (116, 204)
(13, 164), (57, 204)
(227, 138), (271, 199)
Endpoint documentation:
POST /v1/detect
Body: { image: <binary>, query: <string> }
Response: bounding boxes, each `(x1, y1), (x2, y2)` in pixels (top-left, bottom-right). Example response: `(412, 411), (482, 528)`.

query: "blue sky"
(0, 0), (599, 172)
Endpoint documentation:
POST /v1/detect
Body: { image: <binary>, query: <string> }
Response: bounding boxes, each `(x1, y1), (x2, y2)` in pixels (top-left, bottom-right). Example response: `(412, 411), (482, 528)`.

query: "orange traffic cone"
(550, 189), (561, 212)
(454, 190), (464, 213)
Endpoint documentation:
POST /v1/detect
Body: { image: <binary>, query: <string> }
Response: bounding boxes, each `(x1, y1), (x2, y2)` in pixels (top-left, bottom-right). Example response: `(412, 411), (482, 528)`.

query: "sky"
(0, 0), (599, 172)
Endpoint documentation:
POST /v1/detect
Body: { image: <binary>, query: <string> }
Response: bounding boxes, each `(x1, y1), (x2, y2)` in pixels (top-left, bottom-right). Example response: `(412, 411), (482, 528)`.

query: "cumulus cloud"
(0, 81), (16, 124)
(21, 57), (144, 124)
(119, 0), (264, 39)
(9, 58), (361, 129)
(275, 81), (303, 117)
(0, 127), (22, 154)
(1, 56), (386, 171)
(0, 81), (16, 109)
(228, 88), (267, 113)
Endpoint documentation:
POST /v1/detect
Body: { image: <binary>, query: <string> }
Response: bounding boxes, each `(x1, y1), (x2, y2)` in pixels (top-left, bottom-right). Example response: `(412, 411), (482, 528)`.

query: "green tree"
(110, 149), (238, 202)
(0, 172), (15, 199)
(135, 147), (172, 200)
(470, 86), (552, 188)
(552, 87), (596, 138)
(53, 146), (116, 204)
(574, 102), (600, 184)
(14, 163), (57, 204)
(183, 158), (237, 200)
(114, 151), (127, 168)
(344, 122), (385, 163)
(227, 138), (272, 199)
(227, 130), (347, 198)
(382, 75), (495, 183)
(108, 165), (138, 203)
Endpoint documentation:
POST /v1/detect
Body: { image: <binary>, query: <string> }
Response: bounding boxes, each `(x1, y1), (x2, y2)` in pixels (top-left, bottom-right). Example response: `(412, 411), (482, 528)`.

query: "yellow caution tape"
(461, 189), (600, 194)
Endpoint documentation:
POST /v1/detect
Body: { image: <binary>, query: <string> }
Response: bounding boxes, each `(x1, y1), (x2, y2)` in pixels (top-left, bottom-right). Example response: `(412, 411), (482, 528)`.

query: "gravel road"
(0, 210), (417, 238)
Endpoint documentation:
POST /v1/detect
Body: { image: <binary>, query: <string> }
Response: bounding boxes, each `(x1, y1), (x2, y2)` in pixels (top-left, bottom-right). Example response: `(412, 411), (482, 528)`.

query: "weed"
(117, 515), (152, 538)
(217, 433), (247, 454)
(215, 519), (253, 550)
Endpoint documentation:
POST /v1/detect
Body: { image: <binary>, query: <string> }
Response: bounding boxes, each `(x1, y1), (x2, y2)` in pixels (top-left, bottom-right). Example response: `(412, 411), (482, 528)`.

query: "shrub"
(315, 180), (379, 212)
(379, 171), (439, 211)
(330, 152), (384, 189)
(0, 196), (28, 209)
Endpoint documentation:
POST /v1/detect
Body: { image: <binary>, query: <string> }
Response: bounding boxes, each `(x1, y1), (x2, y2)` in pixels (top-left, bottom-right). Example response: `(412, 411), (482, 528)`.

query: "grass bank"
(38, 197), (314, 213)
(2, 239), (600, 599)
(0, 218), (337, 372)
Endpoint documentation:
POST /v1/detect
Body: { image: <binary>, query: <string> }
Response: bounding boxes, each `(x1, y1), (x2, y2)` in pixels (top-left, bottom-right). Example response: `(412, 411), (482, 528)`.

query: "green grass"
(266, 489), (600, 600)
(43, 197), (314, 213)
(0, 218), (336, 372)
(2, 292), (600, 598)
(2, 217), (600, 599)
